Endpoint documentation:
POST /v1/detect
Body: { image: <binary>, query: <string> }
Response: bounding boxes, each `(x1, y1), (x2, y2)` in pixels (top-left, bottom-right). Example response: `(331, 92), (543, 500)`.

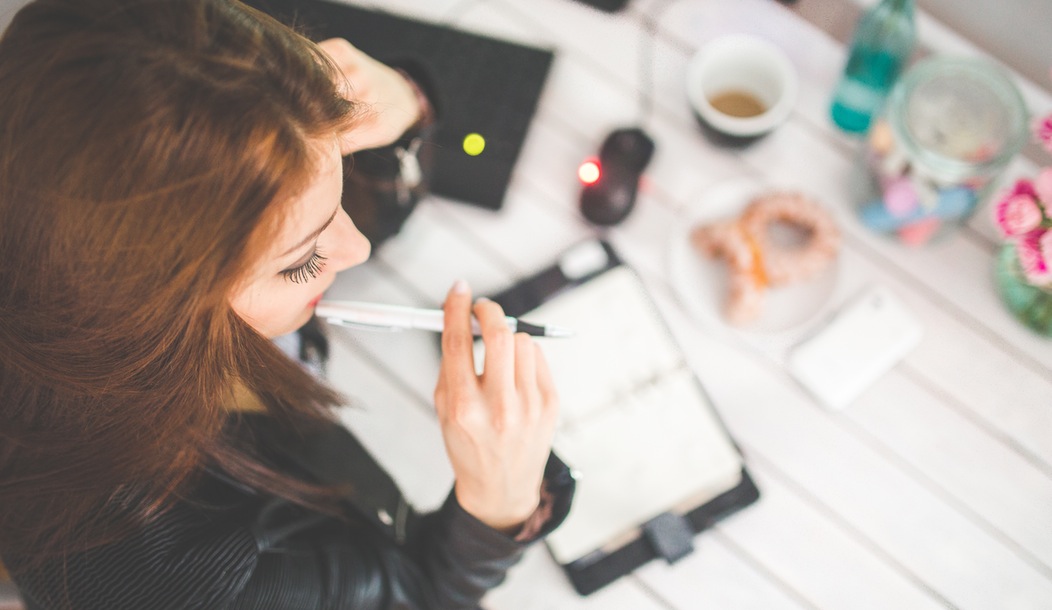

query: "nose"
(327, 208), (371, 273)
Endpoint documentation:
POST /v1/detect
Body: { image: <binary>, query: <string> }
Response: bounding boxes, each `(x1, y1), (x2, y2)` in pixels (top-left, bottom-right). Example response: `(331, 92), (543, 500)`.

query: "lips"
(308, 294), (323, 308)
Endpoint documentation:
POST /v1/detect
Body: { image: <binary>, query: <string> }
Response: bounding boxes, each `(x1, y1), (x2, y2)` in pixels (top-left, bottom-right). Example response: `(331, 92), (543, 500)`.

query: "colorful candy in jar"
(859, 119), (983, 245)
(853, 56), (1029, 246)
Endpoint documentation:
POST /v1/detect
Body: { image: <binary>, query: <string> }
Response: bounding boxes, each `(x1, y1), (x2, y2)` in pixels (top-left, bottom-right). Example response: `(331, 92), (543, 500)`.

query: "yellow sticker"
(462, 133), (486, 156)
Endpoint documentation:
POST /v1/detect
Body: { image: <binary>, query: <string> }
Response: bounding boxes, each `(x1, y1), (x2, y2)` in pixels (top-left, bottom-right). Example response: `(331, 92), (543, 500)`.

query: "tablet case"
(487, 240), (760, 596)
(244, 0), (554, 210)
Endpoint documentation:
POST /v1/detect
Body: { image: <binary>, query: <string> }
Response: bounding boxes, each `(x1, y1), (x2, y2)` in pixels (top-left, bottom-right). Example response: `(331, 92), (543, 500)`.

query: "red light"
(578, 160), (601, 185)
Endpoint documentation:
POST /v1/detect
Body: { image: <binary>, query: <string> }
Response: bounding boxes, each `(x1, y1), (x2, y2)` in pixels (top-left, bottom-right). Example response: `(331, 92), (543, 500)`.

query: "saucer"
(667, 179), (839, 335)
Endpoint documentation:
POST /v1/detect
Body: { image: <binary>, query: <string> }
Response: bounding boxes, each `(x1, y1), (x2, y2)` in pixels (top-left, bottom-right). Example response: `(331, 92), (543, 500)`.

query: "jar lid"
(888, 56), (1029, 182)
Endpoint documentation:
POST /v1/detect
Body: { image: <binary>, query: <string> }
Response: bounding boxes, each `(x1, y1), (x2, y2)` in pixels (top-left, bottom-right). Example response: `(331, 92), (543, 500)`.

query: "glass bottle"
(830, 0), (915, 134)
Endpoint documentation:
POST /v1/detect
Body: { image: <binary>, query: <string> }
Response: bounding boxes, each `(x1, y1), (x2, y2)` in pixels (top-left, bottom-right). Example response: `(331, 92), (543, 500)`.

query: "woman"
(0, 0), (572, 608)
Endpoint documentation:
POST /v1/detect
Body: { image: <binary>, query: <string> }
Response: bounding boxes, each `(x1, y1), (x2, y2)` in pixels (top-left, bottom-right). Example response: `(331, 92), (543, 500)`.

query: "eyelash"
(281, 250), (328, 284)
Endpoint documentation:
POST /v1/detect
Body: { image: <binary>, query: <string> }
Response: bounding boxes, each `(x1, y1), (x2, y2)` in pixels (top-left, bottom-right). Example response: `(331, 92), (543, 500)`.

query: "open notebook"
(485, 240), (759, 595)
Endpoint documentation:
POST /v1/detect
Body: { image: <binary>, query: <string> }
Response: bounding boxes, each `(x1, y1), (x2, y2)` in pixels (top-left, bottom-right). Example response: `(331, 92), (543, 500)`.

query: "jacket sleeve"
(207, 413), (572, 610)
(8, 466), (571, 610)
(7, 501), (262, 610)
(223, 495), (518, 610)
(8, 416), (573, 610)
(224, 454), (575, 610)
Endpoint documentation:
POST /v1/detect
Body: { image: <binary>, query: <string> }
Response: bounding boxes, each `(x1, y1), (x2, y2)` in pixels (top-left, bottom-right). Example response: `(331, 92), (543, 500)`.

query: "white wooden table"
(319, 1), (1052, 608)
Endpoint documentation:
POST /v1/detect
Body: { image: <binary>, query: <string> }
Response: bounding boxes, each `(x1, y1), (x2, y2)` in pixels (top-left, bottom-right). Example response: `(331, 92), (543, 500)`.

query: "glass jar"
(995, 244), (1052, 337)
(855, 56), (1029, 245)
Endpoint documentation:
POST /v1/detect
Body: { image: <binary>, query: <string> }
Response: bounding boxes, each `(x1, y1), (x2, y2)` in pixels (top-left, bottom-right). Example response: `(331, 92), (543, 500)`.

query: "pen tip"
(545, 326), (575, 338)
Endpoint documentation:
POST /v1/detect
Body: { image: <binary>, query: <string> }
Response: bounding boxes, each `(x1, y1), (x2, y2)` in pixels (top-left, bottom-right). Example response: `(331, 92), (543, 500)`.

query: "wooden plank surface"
(0, 1), (1046, 609)
(317, 0), (1052, 608)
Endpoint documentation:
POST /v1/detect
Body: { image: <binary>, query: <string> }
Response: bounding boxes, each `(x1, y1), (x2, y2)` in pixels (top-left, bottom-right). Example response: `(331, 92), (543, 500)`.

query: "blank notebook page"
(525, 266), (742, 565)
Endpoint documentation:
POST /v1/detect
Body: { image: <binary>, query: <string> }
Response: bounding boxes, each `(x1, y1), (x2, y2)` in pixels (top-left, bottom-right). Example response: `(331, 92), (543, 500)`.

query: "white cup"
(686, 34), (798, 144)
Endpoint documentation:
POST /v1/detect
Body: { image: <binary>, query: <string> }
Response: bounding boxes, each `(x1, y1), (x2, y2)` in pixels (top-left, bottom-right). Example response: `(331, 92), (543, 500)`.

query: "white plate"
(668, 178), (839, 335)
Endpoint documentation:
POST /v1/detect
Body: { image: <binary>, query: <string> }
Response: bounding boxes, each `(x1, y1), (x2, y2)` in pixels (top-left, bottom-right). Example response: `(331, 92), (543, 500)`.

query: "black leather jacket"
(8, 414), (575, 609)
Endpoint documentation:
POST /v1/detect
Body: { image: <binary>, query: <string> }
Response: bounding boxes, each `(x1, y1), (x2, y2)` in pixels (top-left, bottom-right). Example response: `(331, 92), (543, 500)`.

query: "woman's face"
(230, 137), (370, 338)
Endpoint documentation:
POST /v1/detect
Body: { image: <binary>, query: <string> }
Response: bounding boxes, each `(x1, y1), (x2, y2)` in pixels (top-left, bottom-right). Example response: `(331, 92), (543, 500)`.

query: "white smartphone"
(788, 285), (923, 410)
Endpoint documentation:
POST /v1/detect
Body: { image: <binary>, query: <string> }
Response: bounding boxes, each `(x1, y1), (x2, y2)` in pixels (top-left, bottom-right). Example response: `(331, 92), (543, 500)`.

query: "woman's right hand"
(433, 280), (560, 533)
(317, 38), (423, 154)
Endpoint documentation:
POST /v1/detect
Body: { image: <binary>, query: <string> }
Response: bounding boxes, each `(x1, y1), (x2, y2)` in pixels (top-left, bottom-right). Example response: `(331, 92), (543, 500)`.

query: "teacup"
(686, 34), (798, 145)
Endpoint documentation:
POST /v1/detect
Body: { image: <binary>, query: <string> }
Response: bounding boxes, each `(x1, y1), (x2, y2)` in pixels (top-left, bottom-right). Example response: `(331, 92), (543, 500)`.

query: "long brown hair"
(0, 0), (359, 565)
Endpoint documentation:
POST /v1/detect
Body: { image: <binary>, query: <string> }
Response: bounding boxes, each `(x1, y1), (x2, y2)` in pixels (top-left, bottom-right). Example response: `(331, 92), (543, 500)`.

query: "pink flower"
(995, 192), (1044, 236)
(1016, 230), (1052, 284)
(1034, 167), (1052, 207)
(1037, 114), (1052, 155)
(1008, 178), (1037, 199)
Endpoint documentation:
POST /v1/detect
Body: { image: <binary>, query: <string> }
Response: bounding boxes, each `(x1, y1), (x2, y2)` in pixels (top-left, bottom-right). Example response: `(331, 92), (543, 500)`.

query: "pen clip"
(324, 318), (406, 333)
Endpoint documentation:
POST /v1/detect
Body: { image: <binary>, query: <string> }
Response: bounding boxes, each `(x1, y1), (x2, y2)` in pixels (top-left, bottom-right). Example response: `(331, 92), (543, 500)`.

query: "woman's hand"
(434, 280), (560, 533)
(317, 38), (422, 154)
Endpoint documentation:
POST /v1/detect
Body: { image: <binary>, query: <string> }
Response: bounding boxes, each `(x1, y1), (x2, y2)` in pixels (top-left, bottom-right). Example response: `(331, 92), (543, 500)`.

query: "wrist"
(454, 483), (539, 534)
(394, 68), (435, 130)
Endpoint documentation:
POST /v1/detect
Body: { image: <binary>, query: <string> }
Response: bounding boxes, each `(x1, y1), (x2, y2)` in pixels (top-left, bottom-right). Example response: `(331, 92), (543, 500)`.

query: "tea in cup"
(686, 34), (798, 145)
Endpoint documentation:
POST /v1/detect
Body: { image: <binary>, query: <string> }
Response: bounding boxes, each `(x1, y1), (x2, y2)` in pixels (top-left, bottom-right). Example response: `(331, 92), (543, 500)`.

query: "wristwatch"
(392, 68), (436, 206)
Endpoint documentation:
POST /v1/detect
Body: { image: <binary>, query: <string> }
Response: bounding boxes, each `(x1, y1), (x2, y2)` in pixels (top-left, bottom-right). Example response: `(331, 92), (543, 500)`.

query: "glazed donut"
(690, 220), (753, 269)
(690, 192), (839, 325)
(690, 222), (765, 324)
(739, 192), (840, 284)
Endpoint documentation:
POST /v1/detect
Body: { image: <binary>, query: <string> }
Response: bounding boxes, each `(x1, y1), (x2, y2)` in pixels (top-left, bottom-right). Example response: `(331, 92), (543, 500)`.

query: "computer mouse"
(580, 127), (655, 226)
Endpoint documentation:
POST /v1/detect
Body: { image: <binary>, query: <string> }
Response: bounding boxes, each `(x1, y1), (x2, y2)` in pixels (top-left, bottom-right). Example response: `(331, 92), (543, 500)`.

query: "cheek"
(230, 281), (310, 338)
(229, 284), (258, 323)
(230, 285), (267, 333)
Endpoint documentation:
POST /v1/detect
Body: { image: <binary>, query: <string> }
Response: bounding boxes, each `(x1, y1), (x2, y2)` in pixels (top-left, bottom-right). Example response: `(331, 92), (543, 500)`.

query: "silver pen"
(316, 300), (574, 338)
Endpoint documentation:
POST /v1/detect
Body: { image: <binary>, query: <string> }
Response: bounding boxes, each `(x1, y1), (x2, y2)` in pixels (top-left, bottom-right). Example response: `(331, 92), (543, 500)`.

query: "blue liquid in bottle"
(831, 50), (901, 133)
(830, 0), (914, 134)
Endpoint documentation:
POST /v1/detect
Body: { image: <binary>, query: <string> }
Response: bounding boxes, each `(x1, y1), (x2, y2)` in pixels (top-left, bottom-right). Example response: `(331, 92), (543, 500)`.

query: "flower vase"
(995, 244), (1052, 336)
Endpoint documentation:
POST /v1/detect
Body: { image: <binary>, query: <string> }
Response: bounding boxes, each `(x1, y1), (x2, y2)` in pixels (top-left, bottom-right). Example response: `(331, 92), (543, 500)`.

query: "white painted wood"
(326, 330), (451, 511)
(483, 546), (669, 610)
(372, 201), (516, 301)
(309, 1), (1052, 608)
(323, 256), (443, 404)
(471, 0), (1052, 376)
(706, 469), (951, 610)
(458, 39), (1052, 475)
(655, 287), (1052, 609)
(635, 529), (816, 610)
(846, 370), (1052, 570)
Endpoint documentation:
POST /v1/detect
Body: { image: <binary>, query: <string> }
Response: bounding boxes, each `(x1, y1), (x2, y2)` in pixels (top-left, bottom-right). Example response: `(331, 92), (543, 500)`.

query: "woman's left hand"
(317, 38), (422, 154)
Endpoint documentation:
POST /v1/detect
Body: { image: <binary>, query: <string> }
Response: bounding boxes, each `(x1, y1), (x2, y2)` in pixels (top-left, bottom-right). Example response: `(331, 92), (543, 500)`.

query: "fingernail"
(475, 297), (491, 303)
(451, 279), (469, 294)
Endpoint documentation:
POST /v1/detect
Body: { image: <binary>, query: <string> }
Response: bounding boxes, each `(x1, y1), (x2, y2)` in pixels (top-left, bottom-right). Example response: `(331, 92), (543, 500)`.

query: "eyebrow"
(280, 205), (340, 257)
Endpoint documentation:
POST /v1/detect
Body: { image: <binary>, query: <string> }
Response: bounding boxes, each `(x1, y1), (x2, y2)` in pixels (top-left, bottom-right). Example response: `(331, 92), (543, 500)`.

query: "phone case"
(788, 285), (923, 410)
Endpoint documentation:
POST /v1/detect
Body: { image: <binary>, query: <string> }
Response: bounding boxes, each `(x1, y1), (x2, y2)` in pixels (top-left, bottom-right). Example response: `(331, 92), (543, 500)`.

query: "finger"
(317, 39), (357, 78)
(513, 332), (537, 395)
(534, 343), (559, 414)
(318, 39), (366, 155)
(316, 37), (348, 54)
(440, 279), (477, 390)
(317, 38), (371, 94)
(474, 298), (515, 392)
(317, 38), (364, 64)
